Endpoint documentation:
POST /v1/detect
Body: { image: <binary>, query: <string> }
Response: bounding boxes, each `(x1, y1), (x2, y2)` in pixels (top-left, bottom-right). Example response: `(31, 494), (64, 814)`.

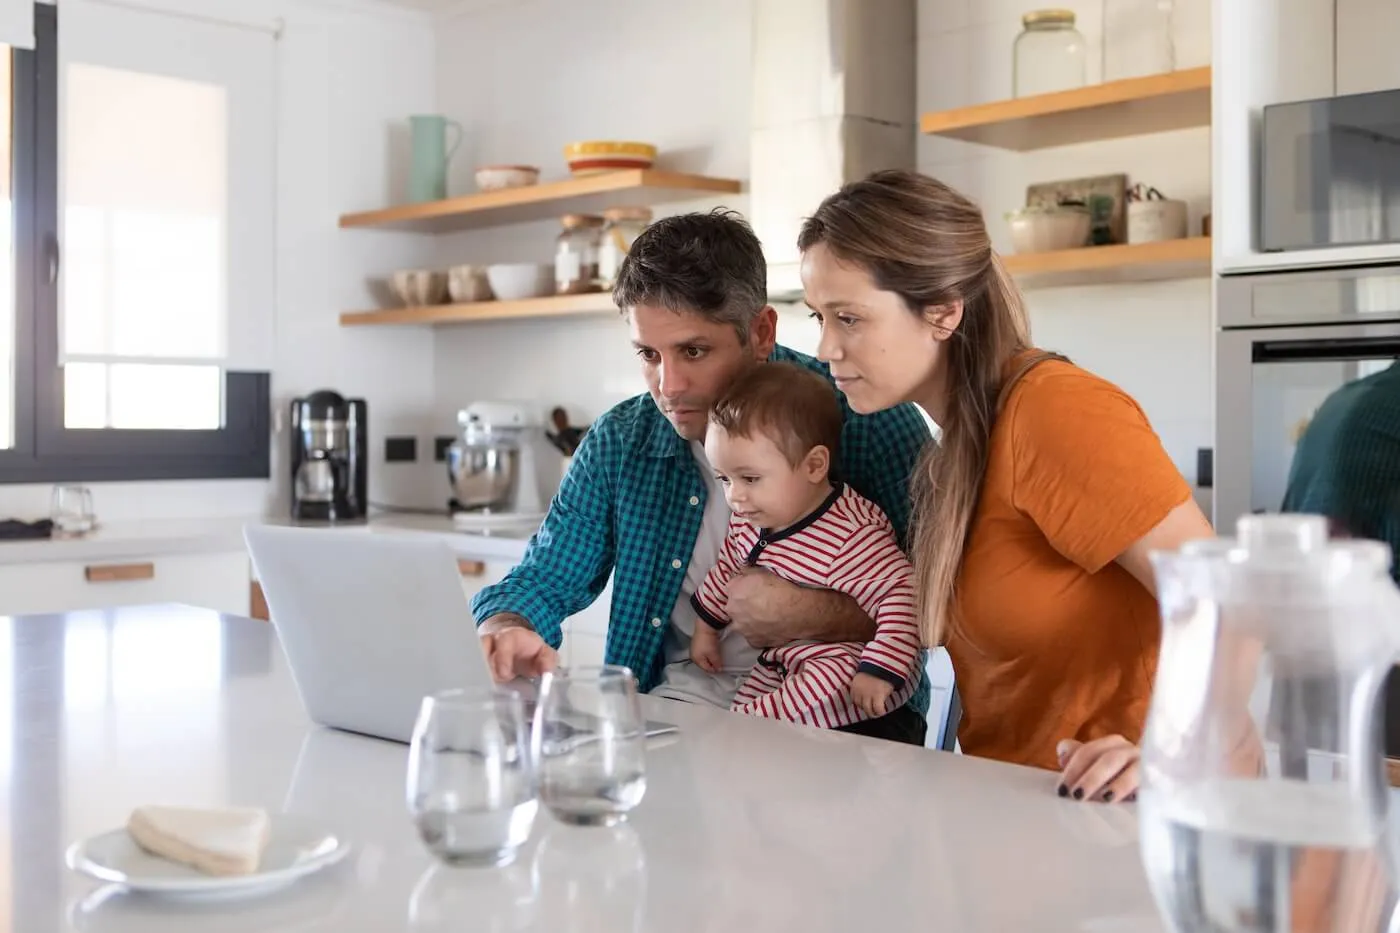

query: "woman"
(797, 170), (1213, 802)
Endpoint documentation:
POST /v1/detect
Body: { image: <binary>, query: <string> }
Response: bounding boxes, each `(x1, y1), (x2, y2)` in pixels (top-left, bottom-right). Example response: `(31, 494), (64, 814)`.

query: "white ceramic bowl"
(1006, 207), (1092, 254)
(474, 165), (539, 191)
(486, 263), (554, 301)
(391, 269), (448, 306)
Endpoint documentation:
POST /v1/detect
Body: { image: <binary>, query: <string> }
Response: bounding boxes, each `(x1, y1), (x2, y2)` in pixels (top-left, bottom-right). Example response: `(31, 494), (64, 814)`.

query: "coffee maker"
(290, 390), (368, 523)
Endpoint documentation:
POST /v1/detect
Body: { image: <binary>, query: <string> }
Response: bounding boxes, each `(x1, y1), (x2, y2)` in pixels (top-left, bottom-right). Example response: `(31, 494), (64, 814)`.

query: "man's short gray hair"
(611, 208), (768, 340)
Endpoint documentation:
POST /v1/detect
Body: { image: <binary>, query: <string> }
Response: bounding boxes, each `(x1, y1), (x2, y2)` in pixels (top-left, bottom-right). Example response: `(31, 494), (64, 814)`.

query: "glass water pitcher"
(1140, 514), (1400, 933)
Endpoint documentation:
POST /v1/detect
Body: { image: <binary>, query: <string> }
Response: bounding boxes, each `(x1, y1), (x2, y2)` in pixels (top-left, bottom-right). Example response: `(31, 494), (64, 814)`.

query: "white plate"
(65, 813), (350, 901)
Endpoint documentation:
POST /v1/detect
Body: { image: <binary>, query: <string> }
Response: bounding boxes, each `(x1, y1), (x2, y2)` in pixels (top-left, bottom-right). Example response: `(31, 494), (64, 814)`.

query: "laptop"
(243, 524), (677, 744)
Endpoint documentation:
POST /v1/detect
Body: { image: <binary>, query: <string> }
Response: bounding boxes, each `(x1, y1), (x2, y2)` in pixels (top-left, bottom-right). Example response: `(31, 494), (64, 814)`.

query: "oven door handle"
(1253, 336), (1400, 362)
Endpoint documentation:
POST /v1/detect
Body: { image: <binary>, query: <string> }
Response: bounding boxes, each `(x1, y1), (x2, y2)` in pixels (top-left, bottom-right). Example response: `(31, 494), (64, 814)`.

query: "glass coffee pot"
(1140, 514), (1400, 933)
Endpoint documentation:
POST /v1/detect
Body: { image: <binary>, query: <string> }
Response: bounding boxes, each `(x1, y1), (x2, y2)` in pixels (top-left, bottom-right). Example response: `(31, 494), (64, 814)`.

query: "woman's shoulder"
(1000, 352), (1150, 433)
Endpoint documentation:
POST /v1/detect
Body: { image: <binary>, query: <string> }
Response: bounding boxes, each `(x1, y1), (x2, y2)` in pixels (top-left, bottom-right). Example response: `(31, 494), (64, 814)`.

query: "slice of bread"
(126, 805), (271, 876)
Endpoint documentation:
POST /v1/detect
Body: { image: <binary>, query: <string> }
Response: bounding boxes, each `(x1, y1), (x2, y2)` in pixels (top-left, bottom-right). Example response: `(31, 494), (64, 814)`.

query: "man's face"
(627, 304), (775, 441)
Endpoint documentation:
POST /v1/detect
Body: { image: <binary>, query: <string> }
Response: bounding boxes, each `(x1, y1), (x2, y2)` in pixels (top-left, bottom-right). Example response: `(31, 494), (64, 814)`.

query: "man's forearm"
(478, 612), (535, 636)
(789, 587), (877, 642)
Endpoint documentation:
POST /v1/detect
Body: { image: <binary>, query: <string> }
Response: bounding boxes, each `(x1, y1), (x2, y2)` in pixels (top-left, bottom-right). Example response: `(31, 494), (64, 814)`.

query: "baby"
(690, 361), (922, 730)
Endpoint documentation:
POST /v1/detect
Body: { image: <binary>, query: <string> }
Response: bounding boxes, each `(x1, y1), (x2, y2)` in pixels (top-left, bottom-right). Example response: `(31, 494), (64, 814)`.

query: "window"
(0, 3), (270, 483)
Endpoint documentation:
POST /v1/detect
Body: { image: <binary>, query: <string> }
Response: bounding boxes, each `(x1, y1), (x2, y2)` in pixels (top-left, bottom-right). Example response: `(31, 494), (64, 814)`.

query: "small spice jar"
(1012, 9), (1087, 97)
(554, 213), (604, 295)
(597, 207), (653, 290)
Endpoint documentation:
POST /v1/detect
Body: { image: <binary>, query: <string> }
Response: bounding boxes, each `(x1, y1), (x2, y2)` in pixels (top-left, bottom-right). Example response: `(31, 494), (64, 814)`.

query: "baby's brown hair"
(709, 362), (842, 468)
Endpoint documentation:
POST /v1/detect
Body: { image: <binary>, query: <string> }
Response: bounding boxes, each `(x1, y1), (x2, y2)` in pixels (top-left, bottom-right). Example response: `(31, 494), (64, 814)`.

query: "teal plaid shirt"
(471, 345), (935, 713)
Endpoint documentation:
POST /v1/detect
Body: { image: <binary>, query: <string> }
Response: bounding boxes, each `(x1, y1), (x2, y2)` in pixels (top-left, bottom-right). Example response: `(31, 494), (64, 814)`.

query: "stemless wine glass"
(406, 687), (538, 867)
(533, 665), (647, 826)
(50, 485), (95, 535)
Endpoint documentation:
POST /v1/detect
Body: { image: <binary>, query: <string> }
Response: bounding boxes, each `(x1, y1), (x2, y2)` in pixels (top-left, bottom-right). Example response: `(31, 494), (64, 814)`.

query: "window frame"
(0, 3), (270, 484)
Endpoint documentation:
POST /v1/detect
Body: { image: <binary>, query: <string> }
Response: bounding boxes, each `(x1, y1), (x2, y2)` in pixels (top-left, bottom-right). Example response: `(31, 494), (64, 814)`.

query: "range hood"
(748, 0), (918, 302)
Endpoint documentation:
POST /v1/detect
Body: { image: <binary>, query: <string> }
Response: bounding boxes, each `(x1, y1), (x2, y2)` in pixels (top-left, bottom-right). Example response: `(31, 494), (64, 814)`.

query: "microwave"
(1260, 87), (1400, 253)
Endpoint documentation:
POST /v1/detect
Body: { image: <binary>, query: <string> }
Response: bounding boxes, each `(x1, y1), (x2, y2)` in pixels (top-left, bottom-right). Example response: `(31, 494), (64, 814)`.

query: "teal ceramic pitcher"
(408, 115), (463, 203)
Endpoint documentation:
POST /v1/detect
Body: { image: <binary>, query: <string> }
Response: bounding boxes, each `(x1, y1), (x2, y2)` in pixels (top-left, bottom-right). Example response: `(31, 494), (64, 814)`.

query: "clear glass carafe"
(1141, 514), (1400, 933)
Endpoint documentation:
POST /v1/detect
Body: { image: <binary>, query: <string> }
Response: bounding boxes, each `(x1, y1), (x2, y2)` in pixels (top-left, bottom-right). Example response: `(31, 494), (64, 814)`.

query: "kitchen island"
(1, 604), (1164, 932)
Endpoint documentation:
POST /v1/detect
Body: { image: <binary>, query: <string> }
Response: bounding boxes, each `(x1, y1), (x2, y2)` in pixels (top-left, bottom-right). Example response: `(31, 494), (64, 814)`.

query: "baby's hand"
(850, 672), (895, 719)
(690, 624), (723, 674)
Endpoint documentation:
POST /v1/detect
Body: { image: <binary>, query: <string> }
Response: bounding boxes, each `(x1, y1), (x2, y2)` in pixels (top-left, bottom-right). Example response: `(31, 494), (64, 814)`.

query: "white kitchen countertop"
(2, 604), (1167, 933)
(0, 511), (538, 567)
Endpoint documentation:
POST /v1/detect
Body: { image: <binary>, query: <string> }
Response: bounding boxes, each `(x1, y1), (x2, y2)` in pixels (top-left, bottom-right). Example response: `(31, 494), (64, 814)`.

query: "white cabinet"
(0, 550), (251, 617)
(1336, 0), (1400, 95)
(560, 575), (612, 669)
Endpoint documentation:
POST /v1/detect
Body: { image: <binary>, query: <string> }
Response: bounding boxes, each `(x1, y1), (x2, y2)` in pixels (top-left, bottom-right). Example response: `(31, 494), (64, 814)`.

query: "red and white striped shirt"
(690, 484), (922, 729)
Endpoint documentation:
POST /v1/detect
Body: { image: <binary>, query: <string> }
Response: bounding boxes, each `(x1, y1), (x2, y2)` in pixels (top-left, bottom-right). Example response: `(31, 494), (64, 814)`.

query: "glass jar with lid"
(1012, 9), (1087, 97)
(555, 213), (604, 295)
(596, 207), (653, 291)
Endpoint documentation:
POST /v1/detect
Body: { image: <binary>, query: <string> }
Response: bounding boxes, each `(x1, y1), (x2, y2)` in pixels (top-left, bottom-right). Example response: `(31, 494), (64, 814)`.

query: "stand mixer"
(446, 401), (548, 531)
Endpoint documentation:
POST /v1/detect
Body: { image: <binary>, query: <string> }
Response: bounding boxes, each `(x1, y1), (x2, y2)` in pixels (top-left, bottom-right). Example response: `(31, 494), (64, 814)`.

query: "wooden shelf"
(340, 291), (618, 327)
(1002, 237), (1212, 288)
(920, 67), (1212, 150)
(339, 170), (743, 233)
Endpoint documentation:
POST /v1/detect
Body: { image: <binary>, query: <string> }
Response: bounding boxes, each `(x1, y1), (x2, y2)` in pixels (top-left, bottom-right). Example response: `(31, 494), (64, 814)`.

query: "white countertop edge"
(0, 513), (537, 567)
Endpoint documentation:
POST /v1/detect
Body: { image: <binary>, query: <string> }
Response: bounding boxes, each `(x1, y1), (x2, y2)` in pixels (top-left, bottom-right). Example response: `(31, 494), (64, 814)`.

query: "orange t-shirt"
(949, 354), (1192, 770)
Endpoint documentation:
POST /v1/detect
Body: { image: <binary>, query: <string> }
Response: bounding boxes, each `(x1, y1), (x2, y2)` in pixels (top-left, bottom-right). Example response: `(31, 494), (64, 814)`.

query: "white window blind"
(59, 0), (275, 430)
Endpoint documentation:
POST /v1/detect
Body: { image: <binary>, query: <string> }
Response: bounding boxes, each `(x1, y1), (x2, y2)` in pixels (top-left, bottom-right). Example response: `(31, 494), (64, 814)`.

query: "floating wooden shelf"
(920, 67), (1212, 150)
(340, 291), (618, 327)
(339, 170), (743, 233)
(1002, 237), (1212, 288)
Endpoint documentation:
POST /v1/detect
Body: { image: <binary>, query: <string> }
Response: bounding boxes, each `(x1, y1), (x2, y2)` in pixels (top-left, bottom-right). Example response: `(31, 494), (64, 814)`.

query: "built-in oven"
(1217, 265), (1400, 756)
(1260, 87), (1400, 252)
(1216, 264), (1400, 532)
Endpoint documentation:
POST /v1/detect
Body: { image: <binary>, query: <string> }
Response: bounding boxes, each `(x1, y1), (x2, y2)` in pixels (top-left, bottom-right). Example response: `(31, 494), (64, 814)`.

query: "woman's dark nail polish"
(1057, 784), (1069, 798)
(1102, 791), (1115, 802)
(1072, 787), (1085, 800)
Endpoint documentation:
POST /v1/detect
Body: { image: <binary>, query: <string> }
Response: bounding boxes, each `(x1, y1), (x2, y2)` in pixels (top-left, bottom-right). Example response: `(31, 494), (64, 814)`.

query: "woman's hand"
(1056, 736), (1139, 803)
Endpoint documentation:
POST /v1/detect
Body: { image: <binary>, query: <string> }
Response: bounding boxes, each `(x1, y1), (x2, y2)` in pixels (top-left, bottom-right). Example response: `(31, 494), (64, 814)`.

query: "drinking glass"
(406, 687), (538, 867)
(533, 665), (647, 826)
(50, 485), (95, 535)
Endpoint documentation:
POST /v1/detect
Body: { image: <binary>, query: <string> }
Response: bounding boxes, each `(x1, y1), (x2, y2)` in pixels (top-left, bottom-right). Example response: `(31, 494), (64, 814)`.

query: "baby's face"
(704, 425), (825, 532)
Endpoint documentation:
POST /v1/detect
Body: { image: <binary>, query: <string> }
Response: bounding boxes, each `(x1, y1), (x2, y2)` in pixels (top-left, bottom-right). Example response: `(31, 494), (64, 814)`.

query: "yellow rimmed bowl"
(563, 140), (657, 176)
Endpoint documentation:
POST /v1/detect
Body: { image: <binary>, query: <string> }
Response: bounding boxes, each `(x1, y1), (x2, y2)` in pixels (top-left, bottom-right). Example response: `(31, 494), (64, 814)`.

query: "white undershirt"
(650, 441), (760, 708)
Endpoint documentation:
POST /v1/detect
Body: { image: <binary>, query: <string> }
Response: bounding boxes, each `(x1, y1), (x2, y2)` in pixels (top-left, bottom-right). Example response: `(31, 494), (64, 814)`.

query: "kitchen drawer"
(0, 550), (251, 617)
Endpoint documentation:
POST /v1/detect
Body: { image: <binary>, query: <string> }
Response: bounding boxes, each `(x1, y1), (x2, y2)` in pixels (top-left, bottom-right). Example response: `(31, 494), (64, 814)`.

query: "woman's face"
(801, 242), (947, 415)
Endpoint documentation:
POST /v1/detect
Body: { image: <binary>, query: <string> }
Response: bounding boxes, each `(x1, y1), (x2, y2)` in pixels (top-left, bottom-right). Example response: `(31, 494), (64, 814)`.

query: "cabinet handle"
(85, 562), (155, 583)
(457, 559), (485, 577)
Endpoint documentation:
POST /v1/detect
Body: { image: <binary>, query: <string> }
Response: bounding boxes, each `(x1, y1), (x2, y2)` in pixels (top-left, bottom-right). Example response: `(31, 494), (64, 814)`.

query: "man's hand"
(1056, 736), (1140, 803)
(690, 623), (723, 674)
(479, 613), (557, 683)
(726, 567), (875, 648)
(850, 672), (895, 719)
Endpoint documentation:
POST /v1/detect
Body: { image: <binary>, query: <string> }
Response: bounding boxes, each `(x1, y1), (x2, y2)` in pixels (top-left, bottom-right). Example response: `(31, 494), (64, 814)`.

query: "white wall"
(918, 0), (1215, 487)
(0, 0), (441, 523)
(429, 0), (1214, 491)
(430, 0), (752, 436)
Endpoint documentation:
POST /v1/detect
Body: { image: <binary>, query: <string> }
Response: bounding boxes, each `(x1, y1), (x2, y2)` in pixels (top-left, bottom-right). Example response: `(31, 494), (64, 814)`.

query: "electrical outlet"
(385, 436), (417, 462)
(434, 436), (455, 462)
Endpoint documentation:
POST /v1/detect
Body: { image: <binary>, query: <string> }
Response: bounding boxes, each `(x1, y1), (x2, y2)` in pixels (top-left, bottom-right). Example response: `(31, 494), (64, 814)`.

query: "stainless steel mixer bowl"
(446, 440), (518, 511)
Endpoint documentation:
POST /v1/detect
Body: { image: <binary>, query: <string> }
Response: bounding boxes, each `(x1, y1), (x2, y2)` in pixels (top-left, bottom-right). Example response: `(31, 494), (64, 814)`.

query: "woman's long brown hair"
(798, 170), (1033, 647)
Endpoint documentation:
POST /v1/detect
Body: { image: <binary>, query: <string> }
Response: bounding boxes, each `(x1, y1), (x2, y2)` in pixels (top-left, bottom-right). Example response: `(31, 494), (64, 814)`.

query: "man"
(472, 209), (934, 744)
(1282, 359), (1400, 578)
(1280, 360), (1400, 768)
